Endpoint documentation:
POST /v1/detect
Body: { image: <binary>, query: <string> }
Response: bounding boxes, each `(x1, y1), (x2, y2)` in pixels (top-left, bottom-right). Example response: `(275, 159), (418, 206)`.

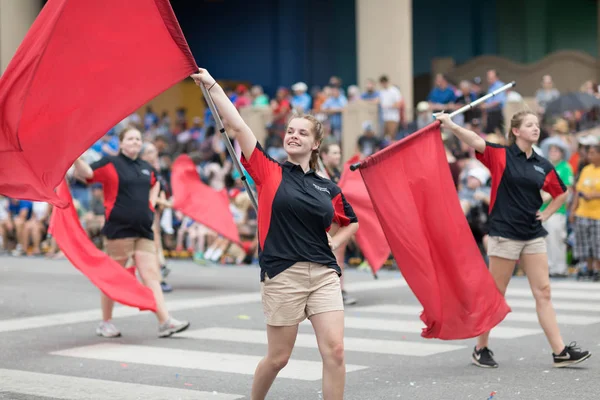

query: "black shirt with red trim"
(476, 142), (567, 240)
(87, 153), (158, 240)
(241, 142), (358, 281)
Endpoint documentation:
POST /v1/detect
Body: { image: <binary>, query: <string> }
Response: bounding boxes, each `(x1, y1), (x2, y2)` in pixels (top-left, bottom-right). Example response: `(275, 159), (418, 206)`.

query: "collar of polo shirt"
(509, 143), (539, 161)
(283, 161), (316, 175)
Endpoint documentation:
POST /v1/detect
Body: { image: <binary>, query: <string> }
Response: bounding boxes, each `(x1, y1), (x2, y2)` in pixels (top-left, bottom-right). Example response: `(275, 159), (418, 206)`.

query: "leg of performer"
(251, 325), (298, 400)
(307, 263), (346, 399)
(134, 238), (189, 337)
(521, 251), (591, 367)
(472, 254), (516, 368)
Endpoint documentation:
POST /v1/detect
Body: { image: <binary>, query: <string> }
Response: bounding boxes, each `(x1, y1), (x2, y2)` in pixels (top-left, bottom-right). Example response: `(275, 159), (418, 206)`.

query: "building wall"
(413, 0), (598, 76)
(0, 0), (43, 73)
(172, 0), (357, 94)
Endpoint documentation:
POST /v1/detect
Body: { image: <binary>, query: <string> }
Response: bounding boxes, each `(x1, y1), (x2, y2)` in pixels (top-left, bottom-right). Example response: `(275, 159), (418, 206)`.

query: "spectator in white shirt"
(378, 75), (402, 140)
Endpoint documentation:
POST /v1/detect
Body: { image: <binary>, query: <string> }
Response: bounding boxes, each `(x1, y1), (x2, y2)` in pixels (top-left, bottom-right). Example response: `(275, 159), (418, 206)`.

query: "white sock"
(211, 248), (223, 261)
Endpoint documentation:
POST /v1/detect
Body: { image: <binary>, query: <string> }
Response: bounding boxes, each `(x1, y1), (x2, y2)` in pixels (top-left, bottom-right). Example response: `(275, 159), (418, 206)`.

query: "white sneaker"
(96, 321), (121, 338)
(158, 317), (190, 338)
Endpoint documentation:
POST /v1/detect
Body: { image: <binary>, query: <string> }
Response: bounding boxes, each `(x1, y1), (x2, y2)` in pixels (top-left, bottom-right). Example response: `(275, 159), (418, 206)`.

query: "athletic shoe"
(553, 342), (591, 368)
(342, 290), (357, 306)
(158, 317), (190, 338)
(160, 281), (173, 293)
(96, 321), (121, 338)
(472, 346), (498, 368)
(160, 265), (171, 279)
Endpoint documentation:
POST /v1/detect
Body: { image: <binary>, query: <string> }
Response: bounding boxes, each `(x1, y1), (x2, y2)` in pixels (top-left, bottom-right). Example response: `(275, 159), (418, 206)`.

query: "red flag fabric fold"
(358, 123), (510, 340)
(171, 155), (241, 245)
(0, 0), (198, 205)
(338, 156), (390, 275)
(49, 180), (157, 312)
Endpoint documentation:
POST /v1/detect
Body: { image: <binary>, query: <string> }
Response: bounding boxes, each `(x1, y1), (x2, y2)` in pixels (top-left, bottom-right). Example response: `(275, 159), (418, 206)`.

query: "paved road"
(0, 255), (598, 399)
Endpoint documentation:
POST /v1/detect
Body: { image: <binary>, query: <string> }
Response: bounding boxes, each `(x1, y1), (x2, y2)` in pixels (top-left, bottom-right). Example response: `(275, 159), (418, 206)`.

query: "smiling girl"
(437, 111), (591, 369)
(191, 68), (358, 400)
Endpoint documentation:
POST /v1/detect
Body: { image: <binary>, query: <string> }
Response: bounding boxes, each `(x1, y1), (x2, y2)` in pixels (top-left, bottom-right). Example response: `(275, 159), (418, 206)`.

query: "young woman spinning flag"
(191, 69), (358, 400)
(437, 111), (591, 369)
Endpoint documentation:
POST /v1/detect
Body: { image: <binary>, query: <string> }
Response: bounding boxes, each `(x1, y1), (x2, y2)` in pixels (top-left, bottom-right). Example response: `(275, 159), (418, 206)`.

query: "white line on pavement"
(0, 368), (243, 400)
(51, 343), (368, 381)
(180, 327), (466, 356)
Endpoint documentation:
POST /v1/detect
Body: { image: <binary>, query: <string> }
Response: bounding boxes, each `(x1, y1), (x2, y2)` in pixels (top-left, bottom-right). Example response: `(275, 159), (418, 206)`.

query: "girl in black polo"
(73, 128), (189, 339)
(192, 69), (358, 400)
(437, 111), (590, 369)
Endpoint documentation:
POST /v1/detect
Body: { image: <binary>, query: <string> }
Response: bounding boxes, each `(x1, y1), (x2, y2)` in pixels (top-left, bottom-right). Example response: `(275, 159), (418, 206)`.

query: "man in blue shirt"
(321, 87), (348, 142)
(361, 79), (379, 101)
(427, 74), (456, 113)
(483, 69), (506, 134)
(291, 82), (312, 114)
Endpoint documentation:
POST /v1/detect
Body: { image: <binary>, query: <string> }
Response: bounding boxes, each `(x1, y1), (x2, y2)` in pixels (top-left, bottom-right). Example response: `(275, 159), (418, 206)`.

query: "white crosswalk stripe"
(350, 304), (600, 325)
(0, 368), (243, 399)
(179, 327), (467, 356)
(51, 343), (368, 382)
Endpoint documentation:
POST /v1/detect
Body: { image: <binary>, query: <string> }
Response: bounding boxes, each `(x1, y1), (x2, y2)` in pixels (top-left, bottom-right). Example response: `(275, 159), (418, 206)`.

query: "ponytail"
(309, 149), (320, 171)
(507, 131), (516, 145)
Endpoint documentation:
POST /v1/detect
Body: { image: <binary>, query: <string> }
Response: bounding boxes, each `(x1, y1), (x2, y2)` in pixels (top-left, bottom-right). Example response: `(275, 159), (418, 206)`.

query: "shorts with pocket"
(487, 236), (546, 260)
(261, 262), (344, 326)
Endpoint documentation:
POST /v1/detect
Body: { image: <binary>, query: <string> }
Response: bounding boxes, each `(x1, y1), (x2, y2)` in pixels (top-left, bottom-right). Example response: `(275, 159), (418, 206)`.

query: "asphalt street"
(0, 255), (598, 399)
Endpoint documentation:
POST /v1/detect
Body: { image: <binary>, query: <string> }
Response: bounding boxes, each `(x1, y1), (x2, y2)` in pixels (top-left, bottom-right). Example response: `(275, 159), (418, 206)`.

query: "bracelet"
(208, 81), (217, 91)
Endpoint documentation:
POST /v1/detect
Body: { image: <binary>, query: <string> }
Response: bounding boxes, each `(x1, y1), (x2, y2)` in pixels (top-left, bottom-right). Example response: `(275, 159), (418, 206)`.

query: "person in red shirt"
(437, 111), (590, 369)
(73, 128), (189, 338)
(270, 87), (291, 137)
(192, 68), (358, 400)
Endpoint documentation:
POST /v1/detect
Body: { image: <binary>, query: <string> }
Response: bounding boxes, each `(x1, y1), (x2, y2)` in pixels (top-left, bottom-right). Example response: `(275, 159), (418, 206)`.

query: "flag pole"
(200, 84), (259, 212)
(349, 81), (516, 171)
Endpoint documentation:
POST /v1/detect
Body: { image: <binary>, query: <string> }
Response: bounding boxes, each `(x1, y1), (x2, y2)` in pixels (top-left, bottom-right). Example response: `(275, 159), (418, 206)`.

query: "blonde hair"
(287, 114), (325, 171)
(507, 110), (537, 145)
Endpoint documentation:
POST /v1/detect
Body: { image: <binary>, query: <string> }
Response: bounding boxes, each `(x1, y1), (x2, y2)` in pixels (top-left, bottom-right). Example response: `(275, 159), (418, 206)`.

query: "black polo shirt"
(241, 142), (358, 281)
(87, 153), (158, 240)
(476, 142), (567, 240)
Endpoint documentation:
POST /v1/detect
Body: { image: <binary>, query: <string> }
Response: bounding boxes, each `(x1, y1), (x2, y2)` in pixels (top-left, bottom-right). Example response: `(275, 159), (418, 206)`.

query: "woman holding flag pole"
(191, 68), (358, 400)
(73, 128), (190, 338)
(436, 93), (591, 368)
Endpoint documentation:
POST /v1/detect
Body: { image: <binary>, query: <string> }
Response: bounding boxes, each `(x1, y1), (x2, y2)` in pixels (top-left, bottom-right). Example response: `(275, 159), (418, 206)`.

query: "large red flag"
(0, 0), (197, 205)
(49, 180), (157, 312)
(357, 123), (510, 340)
(171, 155), (241, 245)
(338, 156), (390, 275)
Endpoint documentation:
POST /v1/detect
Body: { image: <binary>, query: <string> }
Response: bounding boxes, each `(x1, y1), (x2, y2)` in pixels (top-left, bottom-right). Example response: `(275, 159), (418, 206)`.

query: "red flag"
(357, 123), (510, 340)
(338, 156), (390, 275)
(171, 155), (241, 245)
(0, 0), (197, 205)
(49, 180), (157, 312)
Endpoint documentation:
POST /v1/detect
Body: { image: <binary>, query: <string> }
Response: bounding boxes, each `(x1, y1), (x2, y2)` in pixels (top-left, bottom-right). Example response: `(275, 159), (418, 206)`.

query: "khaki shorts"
(104, 237), (156, 264)
(487, 236), (546, 260)
(261, 262), (344, 326)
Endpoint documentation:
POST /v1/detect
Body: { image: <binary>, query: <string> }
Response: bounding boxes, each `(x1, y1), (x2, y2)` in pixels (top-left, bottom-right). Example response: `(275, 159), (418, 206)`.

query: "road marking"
(0, 278), (408, 334)
(0, 368), (243, 400)
(506, 288), (600, 300)
(350, 304), (600, 325)
(180, 327), (466, 356)
(51, 343), (368, 381)
(0, 293), (260, 334)
(506, 297), (600, 312)
(303, 316), (542, 339)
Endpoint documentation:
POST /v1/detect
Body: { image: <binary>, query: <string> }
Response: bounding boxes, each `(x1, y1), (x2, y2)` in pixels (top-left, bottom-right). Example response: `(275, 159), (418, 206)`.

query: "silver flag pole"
(350, 81), (516, 171)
